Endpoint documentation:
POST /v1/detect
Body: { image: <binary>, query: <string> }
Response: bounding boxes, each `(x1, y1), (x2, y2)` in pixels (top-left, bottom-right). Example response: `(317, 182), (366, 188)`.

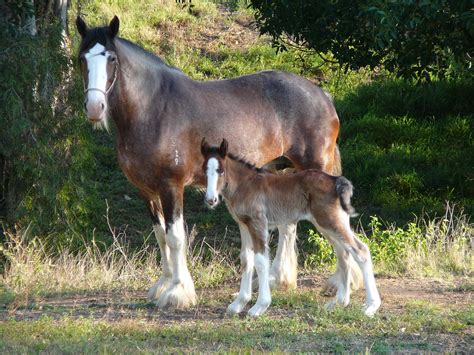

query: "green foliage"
(304, 205), (472, 276)
(250, 0), (474, 80)
(0, 4), (112, 246)
(304, 229), (336, 269)
(337, 80), (474, 223)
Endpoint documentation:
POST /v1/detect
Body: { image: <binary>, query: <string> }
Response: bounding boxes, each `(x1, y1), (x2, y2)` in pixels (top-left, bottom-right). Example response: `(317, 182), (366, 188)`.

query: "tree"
(249, 0), (474, 80)
(0, 0), (99, 243)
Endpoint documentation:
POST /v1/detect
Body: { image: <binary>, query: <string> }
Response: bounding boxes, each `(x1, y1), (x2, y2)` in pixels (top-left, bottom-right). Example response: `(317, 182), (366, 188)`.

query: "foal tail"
(335, 176), (357, 217)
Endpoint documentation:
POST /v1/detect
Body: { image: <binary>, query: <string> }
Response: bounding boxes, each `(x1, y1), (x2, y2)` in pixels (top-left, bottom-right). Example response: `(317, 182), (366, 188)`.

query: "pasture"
(1, 0), (472, 352)
(1, 271), (472, 352)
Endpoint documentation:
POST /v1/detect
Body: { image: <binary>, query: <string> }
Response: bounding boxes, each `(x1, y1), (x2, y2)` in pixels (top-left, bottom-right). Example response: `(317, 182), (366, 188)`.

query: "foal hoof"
(226, 299), (247, 315)
(320, 282), (338, 297)
(247, 302), (270, 318)
(363, 300), (381, 317)
(324, 299), (337, 312)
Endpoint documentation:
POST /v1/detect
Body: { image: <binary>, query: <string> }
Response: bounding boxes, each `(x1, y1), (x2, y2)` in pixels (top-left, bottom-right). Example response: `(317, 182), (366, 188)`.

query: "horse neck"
(223, 157), (260, 201)
(109, 40), (167, 132)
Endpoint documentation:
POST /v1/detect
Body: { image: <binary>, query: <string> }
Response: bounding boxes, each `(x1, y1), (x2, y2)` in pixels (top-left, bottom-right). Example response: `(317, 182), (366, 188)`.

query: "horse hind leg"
(324, 212), (381, 316)
(321, 252), (362, 297)
(269, 224), (298, 291)
(344, 233), (381, 316)
(313, 224), (352, 311)
(155, 187), (196, 309)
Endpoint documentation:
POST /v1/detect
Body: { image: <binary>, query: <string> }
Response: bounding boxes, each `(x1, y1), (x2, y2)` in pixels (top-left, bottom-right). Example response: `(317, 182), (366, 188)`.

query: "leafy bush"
(304, 204), (472, 276)
(250, 0), (474, 80)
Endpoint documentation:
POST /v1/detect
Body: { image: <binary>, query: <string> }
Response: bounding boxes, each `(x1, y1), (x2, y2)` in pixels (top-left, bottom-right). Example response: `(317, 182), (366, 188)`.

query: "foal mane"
(204, 147), (266, 174)
(227, 153), (267, 174)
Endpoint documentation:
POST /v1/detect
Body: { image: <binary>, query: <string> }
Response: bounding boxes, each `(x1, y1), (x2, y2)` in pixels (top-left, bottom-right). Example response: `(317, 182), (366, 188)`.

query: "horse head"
(76, 16), (120, 130)
(201, 138), (228, 208)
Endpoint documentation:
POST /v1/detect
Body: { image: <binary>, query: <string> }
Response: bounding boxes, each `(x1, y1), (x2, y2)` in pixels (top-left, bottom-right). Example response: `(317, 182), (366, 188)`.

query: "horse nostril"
(101, 103), (105, 110)
(83, 101), (87, 111)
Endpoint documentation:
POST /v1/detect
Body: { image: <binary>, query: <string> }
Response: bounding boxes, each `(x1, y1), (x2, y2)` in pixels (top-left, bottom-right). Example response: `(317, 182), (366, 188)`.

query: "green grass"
(1, 295), (471, 352)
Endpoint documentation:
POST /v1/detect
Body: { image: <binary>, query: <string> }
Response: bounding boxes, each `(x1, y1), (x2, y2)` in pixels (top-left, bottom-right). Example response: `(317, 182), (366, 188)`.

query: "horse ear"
(201, 138), (210, 156)
(109, 16), (120, 37)
(219, 139), (228, 158)
(76, 16), (87, 37)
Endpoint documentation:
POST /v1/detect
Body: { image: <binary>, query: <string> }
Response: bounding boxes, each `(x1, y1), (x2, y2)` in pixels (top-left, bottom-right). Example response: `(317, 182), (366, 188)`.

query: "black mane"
(228, 153), (267, 174)
(79, 26), (182, 73)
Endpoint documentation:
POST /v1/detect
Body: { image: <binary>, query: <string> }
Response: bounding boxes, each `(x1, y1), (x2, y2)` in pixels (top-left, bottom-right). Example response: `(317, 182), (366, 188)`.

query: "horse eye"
(217, 170), (224, 176)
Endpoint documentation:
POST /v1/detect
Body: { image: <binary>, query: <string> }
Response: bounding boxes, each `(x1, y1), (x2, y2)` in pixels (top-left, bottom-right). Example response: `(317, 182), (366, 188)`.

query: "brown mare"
(201, 139), (381, 317)
(76, 15), (358, 309)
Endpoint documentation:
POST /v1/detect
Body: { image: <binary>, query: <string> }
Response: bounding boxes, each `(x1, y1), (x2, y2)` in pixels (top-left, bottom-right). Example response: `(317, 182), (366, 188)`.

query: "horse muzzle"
(205, 196), (219, 208)
(84, 98), (106, 122)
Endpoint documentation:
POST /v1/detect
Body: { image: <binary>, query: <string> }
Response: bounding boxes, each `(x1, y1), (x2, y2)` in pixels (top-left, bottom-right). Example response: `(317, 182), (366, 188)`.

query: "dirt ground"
(2, 274), (472, 324)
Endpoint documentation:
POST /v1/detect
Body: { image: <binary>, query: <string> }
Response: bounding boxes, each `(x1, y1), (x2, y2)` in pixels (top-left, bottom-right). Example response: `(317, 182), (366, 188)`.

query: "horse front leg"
(155, 186), (196, 309)
(246, 217), (271, 317)
(146, 200), (173, 301)
(270, 223), (298, 290)
(227, 223), (254, 315)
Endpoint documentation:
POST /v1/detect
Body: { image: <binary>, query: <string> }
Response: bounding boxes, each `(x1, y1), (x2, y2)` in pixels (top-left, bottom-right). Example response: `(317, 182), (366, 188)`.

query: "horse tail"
(335, 176), (357, 217)
(332, 144), (342, 175)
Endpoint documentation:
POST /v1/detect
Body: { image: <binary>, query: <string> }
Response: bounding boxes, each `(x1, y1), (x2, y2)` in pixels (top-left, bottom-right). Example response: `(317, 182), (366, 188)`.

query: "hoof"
(247, 302), (270, 318)
(156, 282), (197, 309)
(226, 299), (247, 315)
(363, 300), (381, 317)
(268, 271), (297, 291)
(147, 276), (171, 300)
(324, 299), (337, 312)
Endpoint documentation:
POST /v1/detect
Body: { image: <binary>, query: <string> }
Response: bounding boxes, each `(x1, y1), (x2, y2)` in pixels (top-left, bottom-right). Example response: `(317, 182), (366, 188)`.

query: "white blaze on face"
(84, 43), (109, 125)
(205, 157), (220, 206)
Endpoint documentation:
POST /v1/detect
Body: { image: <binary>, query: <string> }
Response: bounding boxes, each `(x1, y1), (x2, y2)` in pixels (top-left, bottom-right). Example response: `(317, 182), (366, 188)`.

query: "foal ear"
(109, 16), (120, 37)
(219, 139), (228, 158)
(201, 138), (210, 156)
(76, 16), (88, 37)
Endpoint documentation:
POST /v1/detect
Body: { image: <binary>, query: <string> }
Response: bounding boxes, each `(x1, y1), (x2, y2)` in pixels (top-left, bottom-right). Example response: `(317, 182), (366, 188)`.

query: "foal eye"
(217, 170), (224, 176)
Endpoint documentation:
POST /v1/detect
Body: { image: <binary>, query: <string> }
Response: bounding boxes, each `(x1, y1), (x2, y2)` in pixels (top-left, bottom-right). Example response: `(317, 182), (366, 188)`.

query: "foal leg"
(269, 224), (298, 290)
(227, 223), (254, 315)
(319, 234), (352, 311)
(147, 200), (173, 300)
(156, 186), (196, 309)
(343, 232), (381, 316)
(320, 212), (381, 316)
(246, 218), (272, 317)
(321, 245), (362, 297)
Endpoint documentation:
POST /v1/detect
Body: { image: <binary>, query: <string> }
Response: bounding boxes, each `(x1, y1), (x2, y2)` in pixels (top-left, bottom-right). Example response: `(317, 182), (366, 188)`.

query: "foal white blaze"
(83, 43), (110, 129)
(205, 157), (220, 207)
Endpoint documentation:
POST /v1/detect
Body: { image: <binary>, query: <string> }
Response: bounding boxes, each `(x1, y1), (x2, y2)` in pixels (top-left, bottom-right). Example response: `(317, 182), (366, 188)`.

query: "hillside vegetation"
(1, 1), (472, 352)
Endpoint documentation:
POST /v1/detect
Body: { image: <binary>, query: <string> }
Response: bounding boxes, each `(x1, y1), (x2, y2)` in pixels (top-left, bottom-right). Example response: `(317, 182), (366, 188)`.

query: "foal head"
(76, 16), (120, 130)
(201, 138), (229, 208)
